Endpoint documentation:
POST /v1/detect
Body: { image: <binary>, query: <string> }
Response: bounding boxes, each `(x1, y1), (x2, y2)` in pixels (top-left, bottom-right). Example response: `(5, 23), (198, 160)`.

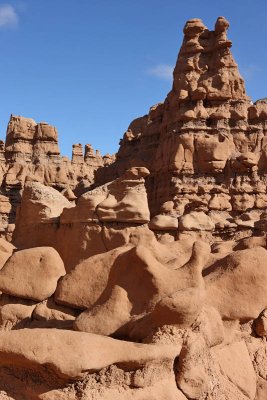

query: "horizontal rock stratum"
(0, 16), (267, 400)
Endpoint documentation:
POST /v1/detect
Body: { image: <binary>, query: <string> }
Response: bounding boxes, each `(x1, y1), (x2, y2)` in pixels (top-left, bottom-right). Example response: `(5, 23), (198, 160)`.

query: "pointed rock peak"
(172, 16), (248, 107)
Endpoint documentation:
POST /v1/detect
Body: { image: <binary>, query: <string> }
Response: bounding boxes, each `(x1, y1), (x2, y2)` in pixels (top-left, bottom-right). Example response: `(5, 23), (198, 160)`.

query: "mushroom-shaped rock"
(97, 167), (150, 223)
(0, 247), (65, 302)
(214, 16), (232, 49)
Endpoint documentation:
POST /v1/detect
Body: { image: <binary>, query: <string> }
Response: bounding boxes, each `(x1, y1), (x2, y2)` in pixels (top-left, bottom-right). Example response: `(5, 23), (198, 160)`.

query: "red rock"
(0, 247), (65, 301)
(0, 16), (266, 400)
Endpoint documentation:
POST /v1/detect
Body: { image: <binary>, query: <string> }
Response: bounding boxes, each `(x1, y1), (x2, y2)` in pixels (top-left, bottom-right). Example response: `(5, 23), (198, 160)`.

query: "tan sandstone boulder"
(205, 247), (267, 321)
(0, 247), (65, 301)
(179, 211), (215, 231)
(16, 180), (73, 225)
(0, 239), (15, 270)
(55, 229), (193, 311)
(0, 294), (36, 331)
(0, 328), (181, 380)
(74, 240), (210, 339)
(97, 167), (150, 223)
(213, 341), (256, 400)
(55, 246), (126, 309)
(31, 298), (79, 329)
(254, 309), (267, 337)
(149, 214), (178, 231)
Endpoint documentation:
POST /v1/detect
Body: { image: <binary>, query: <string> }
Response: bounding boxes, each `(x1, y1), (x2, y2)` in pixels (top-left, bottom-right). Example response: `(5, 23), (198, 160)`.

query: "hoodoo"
(0, 17), (267, 400)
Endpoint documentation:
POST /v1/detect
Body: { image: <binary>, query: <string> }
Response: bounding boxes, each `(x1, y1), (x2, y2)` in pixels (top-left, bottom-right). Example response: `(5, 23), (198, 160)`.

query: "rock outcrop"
(0, 15), (267, 400)
(0, 115), (115, 237)
(0, 247), (65, 301)
(94, 16), (267, 245)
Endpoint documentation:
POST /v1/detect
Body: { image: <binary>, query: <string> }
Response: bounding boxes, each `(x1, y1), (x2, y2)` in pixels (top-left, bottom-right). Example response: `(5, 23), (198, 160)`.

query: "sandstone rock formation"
(0, 15), (267, 400)
(94, 15), (267, 246)
(0, 247), (65, 301)
(0, 115), (115, 237)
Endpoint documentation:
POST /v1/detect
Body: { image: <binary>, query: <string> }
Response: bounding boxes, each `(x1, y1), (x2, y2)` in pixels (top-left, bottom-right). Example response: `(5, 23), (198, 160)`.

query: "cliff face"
(1, 16), (267, 400)
(0, 115), (115, 236)
(1, 17), (267, 243)
(94, 17), (267, 243)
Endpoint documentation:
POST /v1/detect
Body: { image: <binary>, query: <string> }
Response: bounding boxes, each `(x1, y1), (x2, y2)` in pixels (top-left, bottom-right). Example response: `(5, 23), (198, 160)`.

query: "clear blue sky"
(0, 0), (266, 157)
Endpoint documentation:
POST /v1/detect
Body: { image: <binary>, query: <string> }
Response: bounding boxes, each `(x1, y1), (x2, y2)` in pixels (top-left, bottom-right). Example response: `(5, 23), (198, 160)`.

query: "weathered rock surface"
(0, 239), (15, 269)
(213, 341), (257, 399)
(31, 298), (79, 329)
(73, 239), (210, 338)
(93, 15), (267, 248)
(0, 247), (65, 301)
(0, 115), (115, 237)
(205, 247), (267, 321)
(97, 167), (150, 223)
(0, 328), (180, 379)
(0, 15), (266, 400)
(17, 180), (73, 223)
(0, 294), (36, 330)
(55, 247), (126, 309)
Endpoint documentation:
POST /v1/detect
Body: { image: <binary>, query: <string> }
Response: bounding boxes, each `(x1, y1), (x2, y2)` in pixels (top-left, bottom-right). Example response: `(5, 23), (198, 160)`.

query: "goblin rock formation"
(95, 16), (267, 244)
(0, 16), (267, 400)
(0, 115), (115, 237)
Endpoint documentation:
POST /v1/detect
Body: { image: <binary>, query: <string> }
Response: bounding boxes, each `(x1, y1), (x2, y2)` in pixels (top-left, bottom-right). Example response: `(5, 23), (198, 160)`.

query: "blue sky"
(0, 0), (266, 157)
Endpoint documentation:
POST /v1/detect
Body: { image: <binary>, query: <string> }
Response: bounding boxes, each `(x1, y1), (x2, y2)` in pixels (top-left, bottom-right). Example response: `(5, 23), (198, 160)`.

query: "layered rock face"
(0, 115), (114, 236)
(2, 16), (267, 243)
(96, 16), (267, 244)
(0, 16), (267, 400)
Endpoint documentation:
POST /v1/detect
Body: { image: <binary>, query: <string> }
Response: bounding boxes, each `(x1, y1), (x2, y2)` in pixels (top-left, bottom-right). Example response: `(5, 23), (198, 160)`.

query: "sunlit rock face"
(1, 17), (267, 243)
(0, 115), (115, 236)
(93, 16), (267, 245)
(0, 17), (267, 400)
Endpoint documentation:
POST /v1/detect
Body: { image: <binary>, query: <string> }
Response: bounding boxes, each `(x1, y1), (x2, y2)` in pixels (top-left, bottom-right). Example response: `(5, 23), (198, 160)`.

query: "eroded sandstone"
(0, 15), (266, 400)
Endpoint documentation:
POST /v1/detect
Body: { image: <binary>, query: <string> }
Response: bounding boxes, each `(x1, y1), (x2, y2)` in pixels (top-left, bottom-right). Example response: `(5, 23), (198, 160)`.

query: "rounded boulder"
(0, 247), (65, 302)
